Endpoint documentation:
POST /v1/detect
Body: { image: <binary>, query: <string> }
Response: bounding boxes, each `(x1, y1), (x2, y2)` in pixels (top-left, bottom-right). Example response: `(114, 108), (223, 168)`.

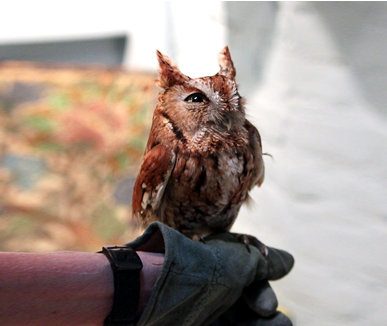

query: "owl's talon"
(233, 233), (268, 257)
(237, 235), (251, 253)
(192, 233), (206, 244)
(182, 231), (206, 244)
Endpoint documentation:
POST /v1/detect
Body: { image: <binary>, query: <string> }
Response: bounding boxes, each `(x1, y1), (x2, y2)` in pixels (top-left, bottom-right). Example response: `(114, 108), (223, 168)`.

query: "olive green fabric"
(127, 222), (293, 326)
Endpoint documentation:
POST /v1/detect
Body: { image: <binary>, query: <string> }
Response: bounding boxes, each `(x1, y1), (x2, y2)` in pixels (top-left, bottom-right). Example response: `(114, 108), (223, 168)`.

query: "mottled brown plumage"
(132, 46), (264, 236)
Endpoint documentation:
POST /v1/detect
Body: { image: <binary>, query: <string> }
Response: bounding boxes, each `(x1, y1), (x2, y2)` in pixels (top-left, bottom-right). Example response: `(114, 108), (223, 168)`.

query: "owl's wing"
(132, 144), (176, 224)
(245, 120), (265, 188)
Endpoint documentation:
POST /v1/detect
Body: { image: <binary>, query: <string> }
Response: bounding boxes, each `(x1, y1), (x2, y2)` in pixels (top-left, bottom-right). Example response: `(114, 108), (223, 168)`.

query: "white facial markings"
(184, 77), (245, 133)
(188, 80), (223, 107)
(226, 79), (241, 112)
(188, 78), (240, 111)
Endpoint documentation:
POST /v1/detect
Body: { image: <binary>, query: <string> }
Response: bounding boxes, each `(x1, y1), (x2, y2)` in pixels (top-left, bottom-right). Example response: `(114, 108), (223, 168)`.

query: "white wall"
(228, 2), (387, 326)
(0, 1), (226, 74)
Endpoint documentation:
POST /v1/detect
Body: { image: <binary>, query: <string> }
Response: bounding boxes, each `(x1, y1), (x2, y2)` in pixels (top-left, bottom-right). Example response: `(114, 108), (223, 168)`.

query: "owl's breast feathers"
(132, 113), (264, 232)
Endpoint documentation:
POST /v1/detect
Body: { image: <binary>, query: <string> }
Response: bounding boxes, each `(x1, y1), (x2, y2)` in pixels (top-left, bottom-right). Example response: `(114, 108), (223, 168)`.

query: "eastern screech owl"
(132, 46), (265, 237)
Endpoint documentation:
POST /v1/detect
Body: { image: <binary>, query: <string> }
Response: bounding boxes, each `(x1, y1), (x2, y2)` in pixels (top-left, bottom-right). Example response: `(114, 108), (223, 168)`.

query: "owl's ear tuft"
(218, 46), (236, 80)
(156, 50), (189, 89)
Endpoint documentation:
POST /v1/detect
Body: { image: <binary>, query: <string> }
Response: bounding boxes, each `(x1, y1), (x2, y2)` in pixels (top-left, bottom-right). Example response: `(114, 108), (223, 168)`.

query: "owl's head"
(156, 46), (246, 135)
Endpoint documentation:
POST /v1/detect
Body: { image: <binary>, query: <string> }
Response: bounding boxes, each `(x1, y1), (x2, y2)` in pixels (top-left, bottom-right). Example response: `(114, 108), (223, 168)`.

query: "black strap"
(101, 246), (143, 326)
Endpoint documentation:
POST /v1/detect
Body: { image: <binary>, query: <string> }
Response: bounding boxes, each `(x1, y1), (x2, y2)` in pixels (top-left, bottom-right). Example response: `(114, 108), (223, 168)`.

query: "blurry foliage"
(0, 62), (157, 252)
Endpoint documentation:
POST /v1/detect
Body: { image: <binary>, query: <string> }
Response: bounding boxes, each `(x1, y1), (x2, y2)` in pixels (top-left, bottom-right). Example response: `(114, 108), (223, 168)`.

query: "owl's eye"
(184, 93), (207, 103)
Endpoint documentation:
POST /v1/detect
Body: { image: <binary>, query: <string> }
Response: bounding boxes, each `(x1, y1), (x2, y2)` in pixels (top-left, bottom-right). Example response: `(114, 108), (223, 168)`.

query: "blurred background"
(0, 1), (386, 326)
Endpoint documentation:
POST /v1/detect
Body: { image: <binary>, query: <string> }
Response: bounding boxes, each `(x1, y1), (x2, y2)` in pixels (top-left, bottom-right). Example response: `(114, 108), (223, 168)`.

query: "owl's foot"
(181, 230), (206, 244)
(232, 233), (268, 257)
(192, 233), (206, 244)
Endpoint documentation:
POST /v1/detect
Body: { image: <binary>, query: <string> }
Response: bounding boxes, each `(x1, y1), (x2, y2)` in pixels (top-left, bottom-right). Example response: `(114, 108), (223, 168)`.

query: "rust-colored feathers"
(132, 46), (264, 235)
